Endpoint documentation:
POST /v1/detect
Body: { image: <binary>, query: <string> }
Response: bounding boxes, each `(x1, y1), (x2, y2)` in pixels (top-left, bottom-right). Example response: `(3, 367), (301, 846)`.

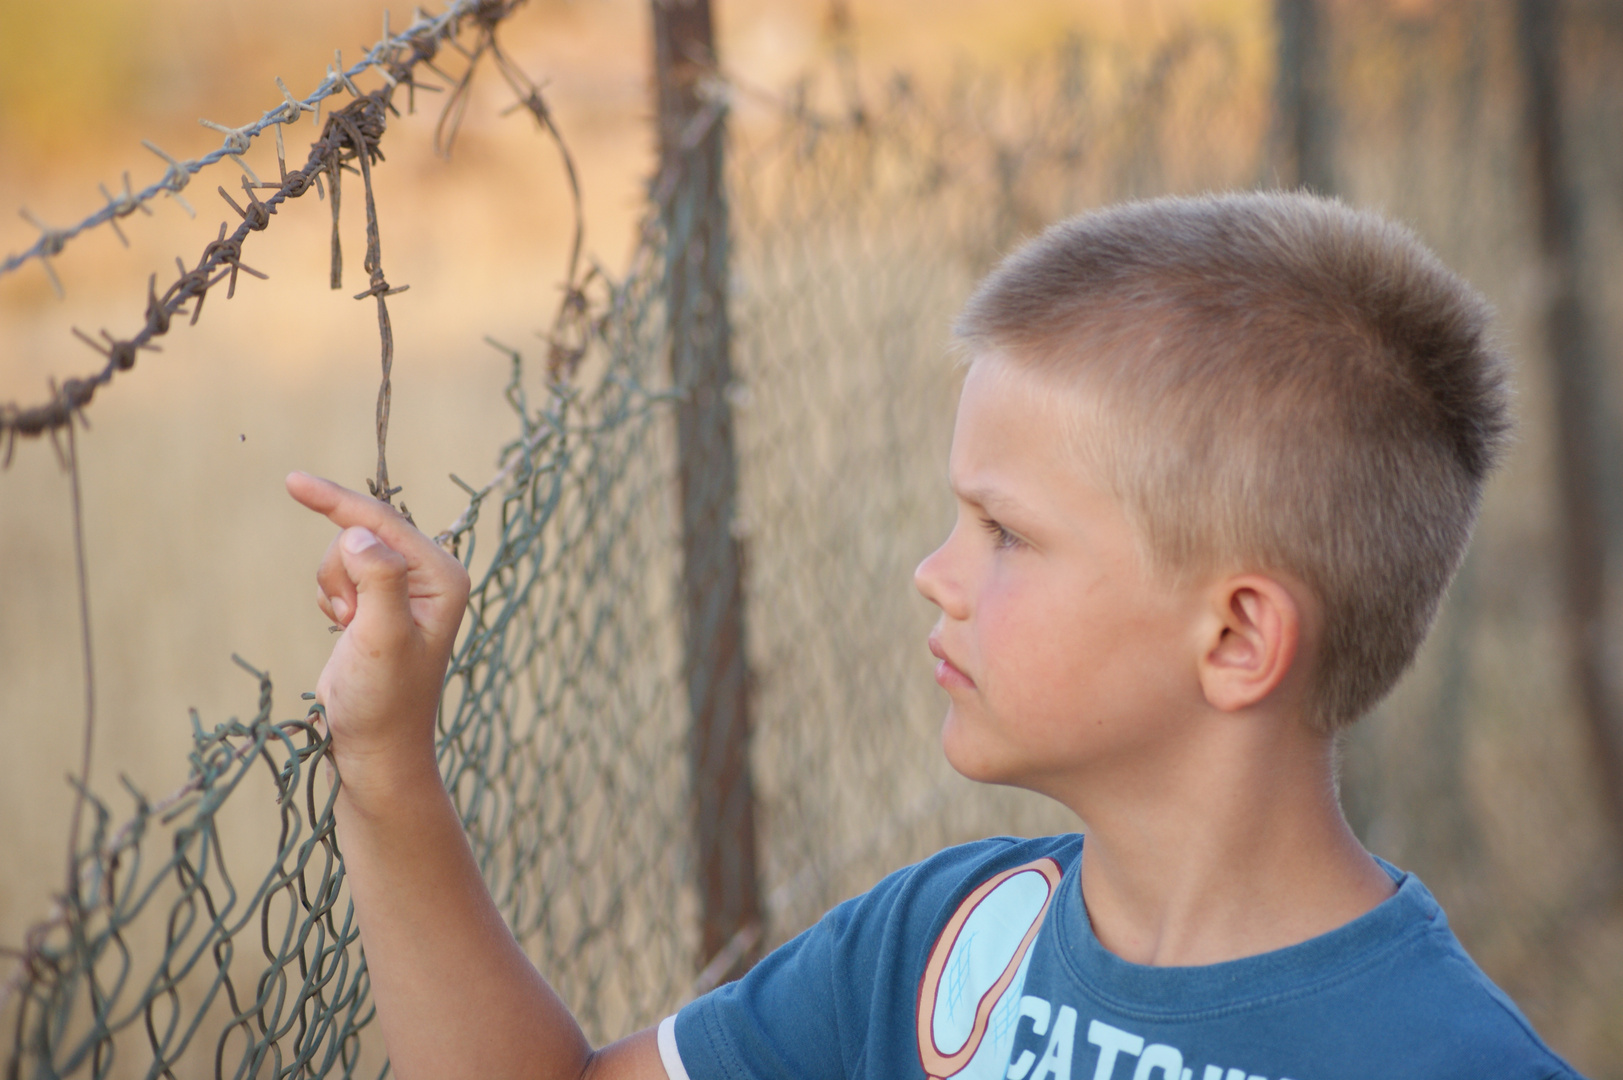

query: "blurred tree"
(1516, 0), (1623, 873)
(1270, 0), (1335, 193)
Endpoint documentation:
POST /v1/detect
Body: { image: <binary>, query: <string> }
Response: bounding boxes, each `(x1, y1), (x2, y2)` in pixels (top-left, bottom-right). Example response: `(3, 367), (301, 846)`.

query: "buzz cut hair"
(954, 191), (1513, 730)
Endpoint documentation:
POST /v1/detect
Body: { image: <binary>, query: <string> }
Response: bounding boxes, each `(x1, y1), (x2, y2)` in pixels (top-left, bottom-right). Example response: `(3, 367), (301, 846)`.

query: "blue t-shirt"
(665, 835), (1581, 1080)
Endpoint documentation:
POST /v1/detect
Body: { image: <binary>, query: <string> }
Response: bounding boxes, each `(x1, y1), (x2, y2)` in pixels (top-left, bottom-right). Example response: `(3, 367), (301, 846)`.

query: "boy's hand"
(286, 472), (470, 800)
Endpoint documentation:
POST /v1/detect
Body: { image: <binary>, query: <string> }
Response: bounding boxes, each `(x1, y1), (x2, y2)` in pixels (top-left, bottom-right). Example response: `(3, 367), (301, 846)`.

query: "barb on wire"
(96, 172), (153, 248)
(198, 119), (262, 184)
(140, 140), (198, 217)
(17, 208), (69, 298)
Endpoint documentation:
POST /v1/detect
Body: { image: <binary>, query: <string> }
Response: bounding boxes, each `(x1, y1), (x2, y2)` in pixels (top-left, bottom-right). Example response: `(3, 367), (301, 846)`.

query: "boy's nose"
(913, 552), (938, 606)
(914, 541), (967, 620)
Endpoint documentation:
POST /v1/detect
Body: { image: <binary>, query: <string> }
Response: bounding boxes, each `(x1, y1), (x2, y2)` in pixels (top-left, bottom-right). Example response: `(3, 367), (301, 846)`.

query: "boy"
(286, 191), (1582, 1080)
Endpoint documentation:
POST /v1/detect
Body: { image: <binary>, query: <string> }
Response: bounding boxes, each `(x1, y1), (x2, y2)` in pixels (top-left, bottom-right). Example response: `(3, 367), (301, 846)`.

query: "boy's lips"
(928, 634), (976, 690)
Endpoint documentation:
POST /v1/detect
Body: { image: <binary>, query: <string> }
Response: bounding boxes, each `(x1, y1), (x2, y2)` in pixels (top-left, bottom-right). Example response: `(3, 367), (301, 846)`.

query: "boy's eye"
(980, 517), (1020, 550)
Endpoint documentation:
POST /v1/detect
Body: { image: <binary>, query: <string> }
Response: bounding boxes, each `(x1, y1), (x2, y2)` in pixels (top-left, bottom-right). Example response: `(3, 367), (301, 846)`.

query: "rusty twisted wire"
(0, 0), (515, 288)
(0, 0), (532, 498)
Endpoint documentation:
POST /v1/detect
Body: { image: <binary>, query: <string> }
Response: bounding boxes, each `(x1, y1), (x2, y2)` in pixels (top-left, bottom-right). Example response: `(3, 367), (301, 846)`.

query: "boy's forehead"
(948, 356), (1107, 505)
(955, 351), (1055, 421)
(957, 348), (1110, 418)
(953, 353), (1106, 451)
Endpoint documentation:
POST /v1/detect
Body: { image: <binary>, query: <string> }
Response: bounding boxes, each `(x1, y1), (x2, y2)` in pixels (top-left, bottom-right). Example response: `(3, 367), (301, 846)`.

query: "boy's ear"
(1196, 573), (1307, 714)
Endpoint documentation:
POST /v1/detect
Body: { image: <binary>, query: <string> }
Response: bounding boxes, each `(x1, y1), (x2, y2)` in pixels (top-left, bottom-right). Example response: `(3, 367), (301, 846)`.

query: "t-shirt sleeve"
(670, 886), (887, 1080)
(667, 838), (1042, 1080)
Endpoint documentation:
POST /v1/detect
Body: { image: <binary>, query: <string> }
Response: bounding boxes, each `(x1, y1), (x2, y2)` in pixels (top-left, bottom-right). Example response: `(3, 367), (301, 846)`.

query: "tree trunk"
(1516, 0), (1623, 867)
(1271, 0), (1335, 193)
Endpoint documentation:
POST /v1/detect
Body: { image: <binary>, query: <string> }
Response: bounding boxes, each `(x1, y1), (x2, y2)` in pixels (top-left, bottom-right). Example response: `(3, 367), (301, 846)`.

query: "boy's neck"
(1058, 715), (1396, 969)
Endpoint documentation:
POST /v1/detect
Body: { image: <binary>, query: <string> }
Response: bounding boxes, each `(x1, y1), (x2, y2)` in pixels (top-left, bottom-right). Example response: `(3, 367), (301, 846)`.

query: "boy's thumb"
(339, 527), (412, 626)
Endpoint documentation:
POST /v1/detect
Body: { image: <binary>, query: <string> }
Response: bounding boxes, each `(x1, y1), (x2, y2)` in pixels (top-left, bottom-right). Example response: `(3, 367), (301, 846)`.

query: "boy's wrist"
(330, 738), (448, 824)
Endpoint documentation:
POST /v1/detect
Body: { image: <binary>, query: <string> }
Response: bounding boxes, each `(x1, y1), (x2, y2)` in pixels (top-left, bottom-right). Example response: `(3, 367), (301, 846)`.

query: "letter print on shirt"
(915, 858), (1064, 1080)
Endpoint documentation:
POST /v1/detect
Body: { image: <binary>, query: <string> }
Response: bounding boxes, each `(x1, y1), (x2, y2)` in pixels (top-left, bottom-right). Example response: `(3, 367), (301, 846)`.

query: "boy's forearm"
(285, 475), (664, 1080)
(335, 756), (595, 1080)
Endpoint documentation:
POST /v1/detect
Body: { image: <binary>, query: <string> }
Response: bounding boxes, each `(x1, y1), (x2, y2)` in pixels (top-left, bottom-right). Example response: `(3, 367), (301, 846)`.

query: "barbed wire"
(0, 0), (534, 481)
(0, 0), (521, 288)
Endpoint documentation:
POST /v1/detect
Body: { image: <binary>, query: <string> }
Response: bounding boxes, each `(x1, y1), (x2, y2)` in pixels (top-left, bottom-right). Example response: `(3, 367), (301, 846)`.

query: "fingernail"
(331, 596), (350, 622)
(342, 527), (380, 554)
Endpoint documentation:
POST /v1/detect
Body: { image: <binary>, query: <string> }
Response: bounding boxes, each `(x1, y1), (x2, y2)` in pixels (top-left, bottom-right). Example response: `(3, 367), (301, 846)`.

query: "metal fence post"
(651, 0), (765, 983)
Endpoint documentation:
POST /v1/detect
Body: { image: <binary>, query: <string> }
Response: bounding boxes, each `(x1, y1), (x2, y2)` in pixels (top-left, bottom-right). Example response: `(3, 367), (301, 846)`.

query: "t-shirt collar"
(1048, 840), (1445, 1017)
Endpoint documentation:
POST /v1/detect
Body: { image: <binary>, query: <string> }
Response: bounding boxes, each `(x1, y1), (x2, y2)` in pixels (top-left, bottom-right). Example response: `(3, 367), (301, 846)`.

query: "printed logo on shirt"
(913, 862), (1304, 1080)
(915, 858), (1064, 1080)
(1004, 1010), (1303, 1080)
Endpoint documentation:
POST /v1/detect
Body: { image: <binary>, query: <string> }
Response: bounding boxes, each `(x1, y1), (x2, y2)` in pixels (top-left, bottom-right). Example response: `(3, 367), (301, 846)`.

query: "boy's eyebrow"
(952, 480), (1031, 519)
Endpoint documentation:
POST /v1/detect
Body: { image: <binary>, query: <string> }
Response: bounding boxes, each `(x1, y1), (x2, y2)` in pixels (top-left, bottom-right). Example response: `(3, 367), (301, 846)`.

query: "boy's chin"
(939, 708), (1032, 788)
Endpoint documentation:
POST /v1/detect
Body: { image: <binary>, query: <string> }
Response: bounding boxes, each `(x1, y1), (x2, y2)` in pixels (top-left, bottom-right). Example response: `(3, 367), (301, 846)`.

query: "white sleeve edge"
(656, 1014), (693, 1080)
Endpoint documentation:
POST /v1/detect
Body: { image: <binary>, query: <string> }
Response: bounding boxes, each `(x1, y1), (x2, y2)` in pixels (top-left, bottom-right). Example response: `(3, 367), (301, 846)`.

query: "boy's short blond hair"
(955, 191), (1512, 731)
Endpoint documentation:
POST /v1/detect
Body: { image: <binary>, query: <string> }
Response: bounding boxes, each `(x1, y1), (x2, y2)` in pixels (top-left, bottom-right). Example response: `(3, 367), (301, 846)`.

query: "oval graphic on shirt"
(915, 858), (1063, 1080)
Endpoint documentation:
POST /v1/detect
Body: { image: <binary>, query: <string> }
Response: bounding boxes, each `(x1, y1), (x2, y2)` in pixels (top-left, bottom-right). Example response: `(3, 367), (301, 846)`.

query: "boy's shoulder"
(672, 836), (1585, 1080)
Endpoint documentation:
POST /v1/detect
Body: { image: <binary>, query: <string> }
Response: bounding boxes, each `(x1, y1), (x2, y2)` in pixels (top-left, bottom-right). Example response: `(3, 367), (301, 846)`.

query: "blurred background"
(2, 0), (1622, 1076)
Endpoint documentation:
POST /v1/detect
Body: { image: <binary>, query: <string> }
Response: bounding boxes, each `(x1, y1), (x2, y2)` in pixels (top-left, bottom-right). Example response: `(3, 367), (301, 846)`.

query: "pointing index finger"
(286, 472), (433, 559)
